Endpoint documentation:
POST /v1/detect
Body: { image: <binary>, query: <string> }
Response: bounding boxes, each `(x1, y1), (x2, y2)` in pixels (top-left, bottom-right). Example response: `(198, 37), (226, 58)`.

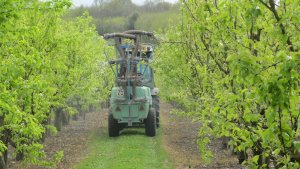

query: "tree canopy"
(156, 0), (300, 167)
(0, 0), (112, 167)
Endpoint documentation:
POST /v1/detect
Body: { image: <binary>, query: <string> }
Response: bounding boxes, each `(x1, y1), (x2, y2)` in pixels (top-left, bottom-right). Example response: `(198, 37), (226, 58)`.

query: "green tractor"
(104, 30), (160, 137)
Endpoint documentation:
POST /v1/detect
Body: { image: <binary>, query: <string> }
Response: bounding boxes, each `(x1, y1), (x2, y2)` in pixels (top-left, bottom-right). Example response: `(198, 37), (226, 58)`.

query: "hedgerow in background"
(64, 0), (180, 34)
(155, 0), (300, 168)
(0, 0), (111, 168)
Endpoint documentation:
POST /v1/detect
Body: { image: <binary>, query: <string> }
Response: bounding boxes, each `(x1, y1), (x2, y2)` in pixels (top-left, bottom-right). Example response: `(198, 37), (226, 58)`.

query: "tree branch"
(258, 0), (295, 51)
(183, 0), (199, 22)
(255, 61), (282, 76)
(257, 0), (273, 11)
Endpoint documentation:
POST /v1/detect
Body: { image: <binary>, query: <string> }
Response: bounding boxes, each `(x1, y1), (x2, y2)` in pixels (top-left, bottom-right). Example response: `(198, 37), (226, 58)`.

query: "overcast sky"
(72, 0), (178, 7)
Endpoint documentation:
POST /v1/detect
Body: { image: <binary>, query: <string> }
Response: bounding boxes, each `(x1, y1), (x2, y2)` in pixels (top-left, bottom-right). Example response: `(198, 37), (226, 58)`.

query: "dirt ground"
(161, 104), (243, 169)
(8, 103), (243, 169)
(8, 112), (102, 169)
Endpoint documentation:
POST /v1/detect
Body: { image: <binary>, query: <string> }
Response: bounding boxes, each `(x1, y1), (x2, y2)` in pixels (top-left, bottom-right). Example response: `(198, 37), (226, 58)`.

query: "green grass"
(73, 126), (172, 169)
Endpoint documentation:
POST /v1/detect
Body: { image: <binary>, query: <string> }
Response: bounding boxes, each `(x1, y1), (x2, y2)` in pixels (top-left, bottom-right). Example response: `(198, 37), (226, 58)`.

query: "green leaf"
(252, 155), (260, 164)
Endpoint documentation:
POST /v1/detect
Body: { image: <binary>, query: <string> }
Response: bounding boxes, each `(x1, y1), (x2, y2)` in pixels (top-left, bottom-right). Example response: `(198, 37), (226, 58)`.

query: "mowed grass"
(74, 126), (172, 169)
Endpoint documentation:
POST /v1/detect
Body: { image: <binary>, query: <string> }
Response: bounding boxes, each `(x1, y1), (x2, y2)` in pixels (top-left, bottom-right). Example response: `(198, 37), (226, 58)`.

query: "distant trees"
(65, 0), (180, 34)
(127, 12), (139, 30)
(141, 1), (172, 12)
(93, 0), (108, 6)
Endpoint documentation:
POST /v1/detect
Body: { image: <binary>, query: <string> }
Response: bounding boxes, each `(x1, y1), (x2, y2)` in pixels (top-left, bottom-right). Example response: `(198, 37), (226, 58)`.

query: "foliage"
(156, 0), (300, 168)
(0, 0), (112, 166)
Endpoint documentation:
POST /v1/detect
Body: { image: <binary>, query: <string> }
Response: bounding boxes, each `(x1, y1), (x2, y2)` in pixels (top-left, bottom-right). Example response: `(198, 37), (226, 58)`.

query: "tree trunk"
(62, 111), (70, 126)
(89, 104), (94, 113)
(221, 136), (230, 149)
(80, 110), (85, 120)
(0, 114), (8, 169)
(54, 107), (63, 131)
(16, 151), (24, 161)
(72, 113), (79, 121)
(236, 150), (248, 164)
(0, 152), (7, 169)
(41, 116), (51, 142)
(73, 98), (82, 121)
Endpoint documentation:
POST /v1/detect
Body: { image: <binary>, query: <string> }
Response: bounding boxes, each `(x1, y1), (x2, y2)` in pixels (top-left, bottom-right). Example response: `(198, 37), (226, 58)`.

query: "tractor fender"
(151, 88), (159, 95)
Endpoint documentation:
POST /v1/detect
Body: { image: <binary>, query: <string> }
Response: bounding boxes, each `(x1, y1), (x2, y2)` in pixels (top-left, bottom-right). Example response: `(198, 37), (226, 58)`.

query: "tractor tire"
(156, 111), (160, 128)
(108, 113), (119, 137)
(152, 96), (160, 128)
(145, 108), (156, 137)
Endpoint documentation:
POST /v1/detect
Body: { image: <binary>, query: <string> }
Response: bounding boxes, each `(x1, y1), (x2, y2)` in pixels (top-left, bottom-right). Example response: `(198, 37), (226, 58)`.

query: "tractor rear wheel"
(145, 108), (156, 137)
(108, 113), (119, 137)
(152, 95), (160, 128)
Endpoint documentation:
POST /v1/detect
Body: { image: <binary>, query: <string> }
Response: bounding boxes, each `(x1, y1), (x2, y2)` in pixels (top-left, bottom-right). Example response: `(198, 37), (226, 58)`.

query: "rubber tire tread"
(156, 111), (160, 128)
(108, 113), (119, 137)
(145, 108), (156, 137)
(152, 95), (160, 128)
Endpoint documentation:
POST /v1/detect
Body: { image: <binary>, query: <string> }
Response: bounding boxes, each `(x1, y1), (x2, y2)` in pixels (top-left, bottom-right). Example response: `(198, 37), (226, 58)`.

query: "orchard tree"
(0, 0), (111, 168)
(156, 0), (300, 168)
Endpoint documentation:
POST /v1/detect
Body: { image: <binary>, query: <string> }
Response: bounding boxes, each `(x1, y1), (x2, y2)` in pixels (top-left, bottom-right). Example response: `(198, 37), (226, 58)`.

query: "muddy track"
(8, 103), (242, 169)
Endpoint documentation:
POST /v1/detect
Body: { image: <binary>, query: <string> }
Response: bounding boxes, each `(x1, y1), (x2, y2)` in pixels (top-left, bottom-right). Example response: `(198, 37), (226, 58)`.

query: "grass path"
(74, 113), (172, 169)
